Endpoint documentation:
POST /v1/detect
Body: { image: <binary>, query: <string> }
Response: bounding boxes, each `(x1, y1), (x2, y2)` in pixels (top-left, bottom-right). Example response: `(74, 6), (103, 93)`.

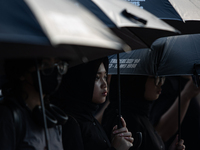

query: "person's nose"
(101, 78), (107, 89)
(156, 82), (162, 87)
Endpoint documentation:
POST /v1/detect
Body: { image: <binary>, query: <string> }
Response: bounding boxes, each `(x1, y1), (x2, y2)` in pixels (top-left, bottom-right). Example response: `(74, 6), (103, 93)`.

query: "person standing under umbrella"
(149, 76), (200, 149)
(0, 58), (68, 150)
(51, 57), (134, 150)
(102, 75), (185, 150)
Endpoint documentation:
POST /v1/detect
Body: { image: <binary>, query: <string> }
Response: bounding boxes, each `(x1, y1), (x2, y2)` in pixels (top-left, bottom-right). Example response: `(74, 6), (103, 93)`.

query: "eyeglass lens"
(41, 61), (68, 75)
(155, 77), (165, 86)
(57, 62), (68, 75)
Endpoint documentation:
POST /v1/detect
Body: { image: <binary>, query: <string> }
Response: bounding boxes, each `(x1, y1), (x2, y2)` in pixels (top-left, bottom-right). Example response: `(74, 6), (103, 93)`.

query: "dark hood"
(52, 57), (108, 117)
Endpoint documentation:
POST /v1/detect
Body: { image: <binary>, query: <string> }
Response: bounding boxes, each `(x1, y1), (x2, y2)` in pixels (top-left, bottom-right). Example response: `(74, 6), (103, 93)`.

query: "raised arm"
(155, 77), (200, 142)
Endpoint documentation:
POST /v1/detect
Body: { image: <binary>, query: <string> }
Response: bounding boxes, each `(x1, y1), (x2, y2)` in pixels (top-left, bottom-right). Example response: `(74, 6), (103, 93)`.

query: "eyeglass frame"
(40, 60), (68, 76)
(150, 76), (165, 86)
(192, 64), (200, 87)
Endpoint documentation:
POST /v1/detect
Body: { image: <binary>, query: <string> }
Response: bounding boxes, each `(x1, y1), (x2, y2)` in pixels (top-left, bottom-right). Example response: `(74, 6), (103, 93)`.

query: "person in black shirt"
(102, 75), (185, 150)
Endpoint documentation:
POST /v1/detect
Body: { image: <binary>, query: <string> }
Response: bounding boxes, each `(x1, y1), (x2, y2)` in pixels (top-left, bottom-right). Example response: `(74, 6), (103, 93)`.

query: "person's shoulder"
(0, 104), (13, 115)
(63, 115), (81, 129)
(62, 115), (83, 139)
(0, 104), (14, 124)
(0, 96), (24, 123)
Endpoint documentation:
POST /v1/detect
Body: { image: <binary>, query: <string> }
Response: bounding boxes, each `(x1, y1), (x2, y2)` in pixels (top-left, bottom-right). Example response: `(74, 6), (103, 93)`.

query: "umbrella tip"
(176, 29), (181, 34)
(123, 44), (131, 52)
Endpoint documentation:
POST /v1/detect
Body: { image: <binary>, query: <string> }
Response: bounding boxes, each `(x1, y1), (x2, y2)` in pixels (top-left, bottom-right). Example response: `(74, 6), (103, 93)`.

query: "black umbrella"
(109, 34), (200, 76)
(109, 33), (200, 141)
(0, 0), (129, 149)
(150, 34), (200, 141)
(125, 0), (200, 34)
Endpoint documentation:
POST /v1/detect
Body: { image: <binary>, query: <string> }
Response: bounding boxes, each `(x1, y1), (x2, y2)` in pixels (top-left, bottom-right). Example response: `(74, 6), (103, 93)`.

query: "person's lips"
(157, 89), (162, 94)
(102, 91), (108, 96)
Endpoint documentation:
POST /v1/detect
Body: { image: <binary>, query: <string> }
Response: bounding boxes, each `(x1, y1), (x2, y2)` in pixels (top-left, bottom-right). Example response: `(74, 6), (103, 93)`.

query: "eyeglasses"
(192, 74), (199, 87)
(41, 61), (68, 76)
(192, 64), (200, 87)
(151, 76), (165, 86)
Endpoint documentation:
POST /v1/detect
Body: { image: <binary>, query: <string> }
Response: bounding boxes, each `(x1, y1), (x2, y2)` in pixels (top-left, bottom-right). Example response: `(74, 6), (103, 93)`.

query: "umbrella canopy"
(108, 48), (155, 75)
(79, 0), (179, 50)
(151, 34), (200, 76)
(0, 0), (129, 67)
(125, 0), (200, 34)
(109, 33), (200, 76)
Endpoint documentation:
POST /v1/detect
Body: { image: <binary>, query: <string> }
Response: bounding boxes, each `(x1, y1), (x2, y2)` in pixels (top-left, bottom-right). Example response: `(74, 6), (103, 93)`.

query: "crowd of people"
(0, 56), (196, 150)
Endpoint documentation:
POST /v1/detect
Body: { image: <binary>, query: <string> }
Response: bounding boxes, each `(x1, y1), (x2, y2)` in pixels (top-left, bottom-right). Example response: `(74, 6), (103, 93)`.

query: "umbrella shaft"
(117, 54), (122, 128)
(36, 60), (50, 150)
(178, 77), (181, 141)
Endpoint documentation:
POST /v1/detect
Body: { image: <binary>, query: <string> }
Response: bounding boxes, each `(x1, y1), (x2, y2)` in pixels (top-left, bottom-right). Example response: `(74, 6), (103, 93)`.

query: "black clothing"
(102, 75), (165, 150)
(0, 96), (63, 150)
(60, 100), (113, 150)
(149, 77), (188, 125)
(149, 76), (200, 150)
(53, 58), (116, 150)
(62, 115), (84, 150)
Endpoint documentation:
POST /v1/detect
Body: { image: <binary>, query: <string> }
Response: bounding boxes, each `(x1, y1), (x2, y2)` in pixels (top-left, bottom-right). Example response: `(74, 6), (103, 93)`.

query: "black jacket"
(53, 58), (116, 150)
(102, 100), (165, 150)
(61, 102), (115, 150)
(102, 75), (165, 150)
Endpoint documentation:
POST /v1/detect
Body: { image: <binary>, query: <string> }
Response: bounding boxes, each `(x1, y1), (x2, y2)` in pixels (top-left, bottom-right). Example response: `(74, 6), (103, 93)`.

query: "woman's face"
(92, 63), (108, 104)
(144, 76), (164, 101)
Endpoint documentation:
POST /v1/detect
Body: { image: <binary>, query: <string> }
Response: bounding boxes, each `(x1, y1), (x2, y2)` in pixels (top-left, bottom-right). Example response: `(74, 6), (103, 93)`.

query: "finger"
(124, 137), (134, 143)
(113, 127), (128, 134)
(176, 144), (185, 150)
(172, 134), (178, 146)
(178, 139), (184, 145)
(121, 117), (126, 127)
(117, 132), (132, 137)
(112, 125), (117, 131)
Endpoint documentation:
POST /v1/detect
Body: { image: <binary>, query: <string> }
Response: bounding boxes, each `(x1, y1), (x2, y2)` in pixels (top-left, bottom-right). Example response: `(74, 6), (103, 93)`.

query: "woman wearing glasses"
(102, 75), (185, 150)
(0, 58), (68, 150)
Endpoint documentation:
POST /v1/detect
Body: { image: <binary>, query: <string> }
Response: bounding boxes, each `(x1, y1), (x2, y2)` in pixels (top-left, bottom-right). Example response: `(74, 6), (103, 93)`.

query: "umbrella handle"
(117, 115), (123, 128)
(121, 9), (147, 25)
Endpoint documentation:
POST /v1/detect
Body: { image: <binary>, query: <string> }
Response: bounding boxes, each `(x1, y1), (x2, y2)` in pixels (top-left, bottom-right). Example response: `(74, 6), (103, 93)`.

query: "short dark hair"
(4, 59), (36, 81)
(2, 59), (41, 97)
